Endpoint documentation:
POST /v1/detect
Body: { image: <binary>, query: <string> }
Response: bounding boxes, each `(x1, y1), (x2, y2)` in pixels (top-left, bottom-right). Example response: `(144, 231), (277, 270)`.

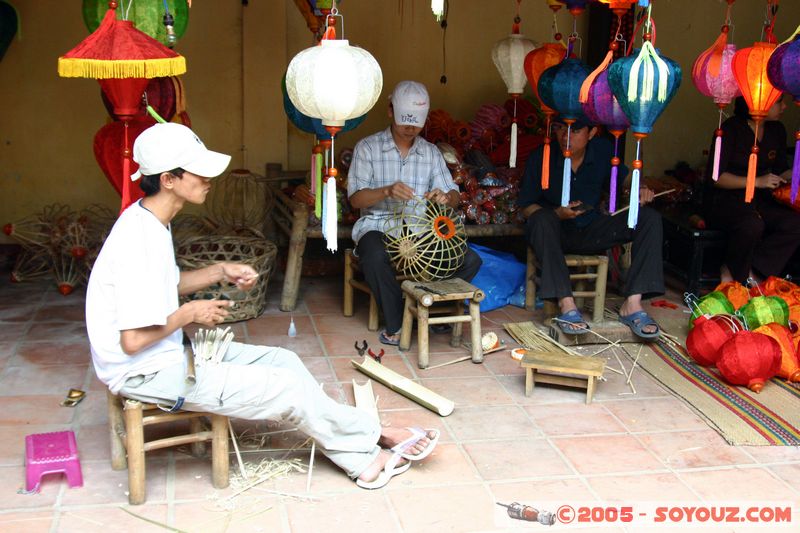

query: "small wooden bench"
(519, 350), (606, 404)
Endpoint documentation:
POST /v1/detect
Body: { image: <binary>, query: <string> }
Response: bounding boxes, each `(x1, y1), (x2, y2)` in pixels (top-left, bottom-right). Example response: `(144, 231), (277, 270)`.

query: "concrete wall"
(1, 1), (798, 243)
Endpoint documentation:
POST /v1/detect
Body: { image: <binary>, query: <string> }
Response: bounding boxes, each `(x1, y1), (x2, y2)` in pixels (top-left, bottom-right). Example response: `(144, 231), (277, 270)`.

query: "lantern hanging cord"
(124, 0), (135, 21)
(439, 1), (449, 84)
(512, 0), (522, 33)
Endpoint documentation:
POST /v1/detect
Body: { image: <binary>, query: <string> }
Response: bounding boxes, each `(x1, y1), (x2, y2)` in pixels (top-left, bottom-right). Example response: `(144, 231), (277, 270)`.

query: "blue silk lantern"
(538, 59), (590, 207)
(608, 38), (681, 228)
(0, 1), (18, 62)
(768, 31), (800, 202)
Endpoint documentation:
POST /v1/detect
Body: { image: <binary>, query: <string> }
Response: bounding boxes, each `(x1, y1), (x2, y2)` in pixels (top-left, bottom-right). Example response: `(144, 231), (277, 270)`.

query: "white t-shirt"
(86, 201), (184, 393)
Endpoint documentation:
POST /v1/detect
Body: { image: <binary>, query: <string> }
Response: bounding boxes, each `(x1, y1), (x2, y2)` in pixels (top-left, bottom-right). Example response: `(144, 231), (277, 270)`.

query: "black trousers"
(525, 206), (664, 300)
(707, 190), (800, 283)
(356, 231), (482, 334)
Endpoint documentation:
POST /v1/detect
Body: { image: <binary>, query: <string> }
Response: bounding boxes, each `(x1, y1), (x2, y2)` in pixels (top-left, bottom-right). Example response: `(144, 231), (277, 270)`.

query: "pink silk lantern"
(753, 323), (800, 383)
(717, 331), (781, 393)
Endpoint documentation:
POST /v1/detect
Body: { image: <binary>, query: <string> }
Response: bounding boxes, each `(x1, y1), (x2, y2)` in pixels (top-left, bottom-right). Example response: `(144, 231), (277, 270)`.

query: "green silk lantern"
(82, 0), (189, 47)
(686, 291), (735, 329)
(738, 295), (790, 331)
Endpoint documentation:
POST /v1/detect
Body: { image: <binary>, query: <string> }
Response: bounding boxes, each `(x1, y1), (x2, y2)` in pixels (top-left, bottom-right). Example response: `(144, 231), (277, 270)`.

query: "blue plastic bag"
(468, 243), (526, 312)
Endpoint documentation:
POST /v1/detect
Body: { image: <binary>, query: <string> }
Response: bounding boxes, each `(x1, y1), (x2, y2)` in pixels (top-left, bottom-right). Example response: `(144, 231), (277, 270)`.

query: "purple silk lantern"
(768, 34), (800, 202)
(582, 70), (630, 212)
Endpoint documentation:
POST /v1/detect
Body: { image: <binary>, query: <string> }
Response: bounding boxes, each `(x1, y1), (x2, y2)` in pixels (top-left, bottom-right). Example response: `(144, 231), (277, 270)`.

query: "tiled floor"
(0, 266), (798, 532)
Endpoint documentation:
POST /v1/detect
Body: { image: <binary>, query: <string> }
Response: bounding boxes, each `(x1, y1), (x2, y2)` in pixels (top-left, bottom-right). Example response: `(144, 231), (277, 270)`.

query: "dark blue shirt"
(516, 136), (627, 227)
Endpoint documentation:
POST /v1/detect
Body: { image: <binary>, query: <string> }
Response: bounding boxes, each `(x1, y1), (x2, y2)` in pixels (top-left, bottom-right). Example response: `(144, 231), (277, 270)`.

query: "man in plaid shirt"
(348, 81), (482, 346)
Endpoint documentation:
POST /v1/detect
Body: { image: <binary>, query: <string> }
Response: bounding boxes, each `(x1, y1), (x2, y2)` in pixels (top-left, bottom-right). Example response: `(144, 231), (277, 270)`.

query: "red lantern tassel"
(745, 148), (757, 203)
(120, 120), (132, 215)
(541, 139), (550, 190)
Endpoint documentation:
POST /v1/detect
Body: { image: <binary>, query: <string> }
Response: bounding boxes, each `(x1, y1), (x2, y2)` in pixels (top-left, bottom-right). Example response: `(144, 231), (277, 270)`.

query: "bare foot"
(357, 449), (408, 483)
(720, 264), (733, 283)
(379, 427), (434, 457)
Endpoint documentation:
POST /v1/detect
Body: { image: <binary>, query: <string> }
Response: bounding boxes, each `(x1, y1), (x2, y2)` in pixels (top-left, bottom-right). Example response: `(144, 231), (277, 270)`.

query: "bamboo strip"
(351, 356), (455, 416)
(352, 379), (380, 421)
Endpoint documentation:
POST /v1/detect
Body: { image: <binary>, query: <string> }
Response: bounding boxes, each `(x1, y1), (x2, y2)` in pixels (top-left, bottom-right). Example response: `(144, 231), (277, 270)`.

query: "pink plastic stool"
(25, 430), (83, 492)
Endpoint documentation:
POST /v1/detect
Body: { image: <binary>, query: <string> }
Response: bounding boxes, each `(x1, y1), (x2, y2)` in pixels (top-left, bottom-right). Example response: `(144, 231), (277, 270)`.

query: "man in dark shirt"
(518, 118), (664, 338)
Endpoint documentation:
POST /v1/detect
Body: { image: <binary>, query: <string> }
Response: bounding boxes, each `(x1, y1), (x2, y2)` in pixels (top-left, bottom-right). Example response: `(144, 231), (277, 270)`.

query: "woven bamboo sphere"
(382, 199), (467, 282)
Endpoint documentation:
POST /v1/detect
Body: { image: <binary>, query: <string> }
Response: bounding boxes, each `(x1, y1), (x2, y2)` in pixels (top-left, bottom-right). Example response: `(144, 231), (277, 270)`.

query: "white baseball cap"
(390, 81), (430, 127)
(131, 123), (231, 181)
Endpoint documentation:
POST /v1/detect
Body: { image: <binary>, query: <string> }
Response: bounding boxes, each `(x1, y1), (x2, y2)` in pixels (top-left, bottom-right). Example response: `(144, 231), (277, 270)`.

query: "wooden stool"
(107, 391), (230, 505)
(519, 350), (606, 404)
(525, 248), (609, 323)
(399, 278), (485, 369)
(343, 248), (408, 331)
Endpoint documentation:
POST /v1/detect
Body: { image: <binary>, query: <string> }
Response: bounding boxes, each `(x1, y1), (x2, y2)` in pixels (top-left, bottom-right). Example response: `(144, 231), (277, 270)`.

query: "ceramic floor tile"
(0, 395), (75, 425)
(32, 305), (85, 322)
(463, 438), (573, 480)
(378, 408), (453, 442)
(13, 341), (91, 366)
(59, 457), (168, 505)
(489, 478), (597, 510)
(286, 489), (396, 531)
(388, 484), (496, 533)
(0, 423), (71, 466)
(412, 352), (493, 378)
(602, 398), (710, 433)
(767, 463), (800, 494)
(0, 304), (36, 322)
(25, 322), (88, 342)
(314, 314), (379, 335)
(417, 376), (515, 406)
(0, 512), (53, 533)
(299, 356), (336, 382)
(74, 423), (112, 463)
(246, 315), (313, 337)
(56, 505), (168, 533)
(496, 374), (588, 405)
(639, 429), (755, 469)
(525, 403), (628, 437)
(739, 445), (800, 464)
(172, 456), (240, 501)
(245, 333), (324, 356)
(386, 443), (479, 487)
(173, 498), (284, 533)
(0, 364), (88, 396)
(445, 404), (542, 441)
(481, 349), (527, 376)
(340, 379), (421, 410)
(587, 472), (699, 502)
(0, 465), (61, 510)
(330, 354), (413, 382)
(551, 435), (666, 475)
(678, 467), (798, 502)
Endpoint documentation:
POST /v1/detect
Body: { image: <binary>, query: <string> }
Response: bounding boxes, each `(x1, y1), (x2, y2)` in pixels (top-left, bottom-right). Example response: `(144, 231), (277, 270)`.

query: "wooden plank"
(519, 350), (605, 375)
(532, 373), (589, 388)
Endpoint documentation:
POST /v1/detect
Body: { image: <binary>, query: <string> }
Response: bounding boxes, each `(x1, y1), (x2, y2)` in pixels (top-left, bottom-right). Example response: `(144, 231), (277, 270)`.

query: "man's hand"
(221, 262), (258, 291)
(639, 187), (655, 205)
(554, 201), (586, 220)
(424, 188), (449, 204)
(384, 182), (415, 201)
(186, 299), (232, 327)
(756, 173), (784, 189)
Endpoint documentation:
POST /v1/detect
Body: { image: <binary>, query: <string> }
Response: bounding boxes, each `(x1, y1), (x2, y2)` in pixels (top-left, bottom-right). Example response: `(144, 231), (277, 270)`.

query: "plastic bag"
(468, 243), (526, 312)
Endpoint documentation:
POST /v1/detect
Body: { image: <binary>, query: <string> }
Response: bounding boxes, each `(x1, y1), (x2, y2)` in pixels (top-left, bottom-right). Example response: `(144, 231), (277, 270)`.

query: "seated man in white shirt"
(85, 123), (438, 489)
(348, 81), (482, 346)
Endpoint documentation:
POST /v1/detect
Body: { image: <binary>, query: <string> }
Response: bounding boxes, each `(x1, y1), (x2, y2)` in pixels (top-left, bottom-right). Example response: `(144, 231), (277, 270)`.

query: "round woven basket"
(176, 236), (277, 322)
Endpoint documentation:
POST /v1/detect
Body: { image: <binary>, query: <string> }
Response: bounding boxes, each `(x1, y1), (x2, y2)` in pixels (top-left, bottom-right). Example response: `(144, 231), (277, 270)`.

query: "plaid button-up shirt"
(348, 127), (457, 243)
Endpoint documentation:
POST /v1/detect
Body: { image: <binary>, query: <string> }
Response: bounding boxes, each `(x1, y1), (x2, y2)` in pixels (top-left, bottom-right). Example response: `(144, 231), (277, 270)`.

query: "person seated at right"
(705, 95), (800, 284)
(517, 117), (664, 339)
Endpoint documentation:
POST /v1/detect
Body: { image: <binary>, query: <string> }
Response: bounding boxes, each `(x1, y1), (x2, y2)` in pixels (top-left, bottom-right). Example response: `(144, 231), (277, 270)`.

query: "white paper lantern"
(492, 33), (537, 95)
(286, 39), (383, 127)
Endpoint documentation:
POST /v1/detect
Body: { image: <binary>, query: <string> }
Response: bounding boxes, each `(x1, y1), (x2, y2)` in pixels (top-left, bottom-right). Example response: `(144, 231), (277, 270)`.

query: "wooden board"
(547, 320), (645, 346)
(520, 349), (605, 377)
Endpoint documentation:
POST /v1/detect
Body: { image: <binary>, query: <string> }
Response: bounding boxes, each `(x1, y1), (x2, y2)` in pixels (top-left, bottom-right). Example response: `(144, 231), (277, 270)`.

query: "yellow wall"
(1, 1), (798, 244)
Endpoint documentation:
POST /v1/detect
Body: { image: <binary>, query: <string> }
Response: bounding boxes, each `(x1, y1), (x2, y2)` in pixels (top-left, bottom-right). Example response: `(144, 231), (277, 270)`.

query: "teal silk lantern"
(607, 20), (681, 228)
(538, 59), (590, 207)
(738, 295), (790, 331)
(83, 0), (189, 48)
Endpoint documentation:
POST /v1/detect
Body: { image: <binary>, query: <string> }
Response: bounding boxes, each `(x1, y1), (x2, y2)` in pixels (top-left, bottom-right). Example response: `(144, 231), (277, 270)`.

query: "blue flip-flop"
(553, 309), (591, 335)
(379, 329), (400, 346)
(619, 310), (661, 340)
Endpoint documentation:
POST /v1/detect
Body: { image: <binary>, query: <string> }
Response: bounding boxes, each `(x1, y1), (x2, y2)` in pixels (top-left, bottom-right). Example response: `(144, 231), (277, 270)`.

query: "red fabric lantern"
(714, 281), (750, 310)
(686, 314), (741, 367)
(524, 43), (567, 189)
(753, 323), (800, 383)
(731, 42), (783, 203)
(93, 118), (153, 200)
(717, 331), (781, 393)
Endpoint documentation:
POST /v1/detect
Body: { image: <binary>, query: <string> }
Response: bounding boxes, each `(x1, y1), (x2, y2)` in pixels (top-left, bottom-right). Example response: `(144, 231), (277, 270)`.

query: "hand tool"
(368, 348), (384, 363)
(496, 502), (555, 525)
(355, 340), (368, 357)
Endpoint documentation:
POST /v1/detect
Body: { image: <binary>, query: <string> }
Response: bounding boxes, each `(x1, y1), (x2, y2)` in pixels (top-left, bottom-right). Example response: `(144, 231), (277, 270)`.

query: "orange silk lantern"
(754, 323), (800, 383)
(524, 42), (567, 189)
(760, 276), (800, 307)
(731, 41), (783, 203)
(597, 0), (637, 17)
(717, 331), (781, 393)
(714, 281), (750, 310)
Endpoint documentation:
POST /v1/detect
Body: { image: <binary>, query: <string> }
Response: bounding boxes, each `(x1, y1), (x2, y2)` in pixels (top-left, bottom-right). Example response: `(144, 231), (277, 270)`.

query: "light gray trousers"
(119, 342), (381, 478)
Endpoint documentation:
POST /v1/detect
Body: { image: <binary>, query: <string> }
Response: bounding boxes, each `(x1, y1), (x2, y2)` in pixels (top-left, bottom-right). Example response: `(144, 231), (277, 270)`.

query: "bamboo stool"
(343, 248), (409, 331)
(519, 350), (606, 404)
(525, 248), (609, 323)
(107, 391), (229, 505)
(399, 278), (485, 369)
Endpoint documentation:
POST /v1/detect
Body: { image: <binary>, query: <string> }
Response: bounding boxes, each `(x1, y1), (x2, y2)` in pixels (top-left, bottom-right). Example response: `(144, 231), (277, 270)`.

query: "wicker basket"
(175, 236), (277, 322)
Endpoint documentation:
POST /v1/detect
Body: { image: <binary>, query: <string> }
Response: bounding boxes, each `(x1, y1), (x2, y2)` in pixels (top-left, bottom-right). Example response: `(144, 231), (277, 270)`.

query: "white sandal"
(355, 452), (410, 490)
(391, 427), (440, 462)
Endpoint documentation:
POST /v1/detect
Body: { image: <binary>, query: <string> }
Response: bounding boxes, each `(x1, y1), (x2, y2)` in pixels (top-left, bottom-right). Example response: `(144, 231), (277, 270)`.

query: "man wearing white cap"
(348, 81), (482, 346)
(86, 123), (438, 489)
